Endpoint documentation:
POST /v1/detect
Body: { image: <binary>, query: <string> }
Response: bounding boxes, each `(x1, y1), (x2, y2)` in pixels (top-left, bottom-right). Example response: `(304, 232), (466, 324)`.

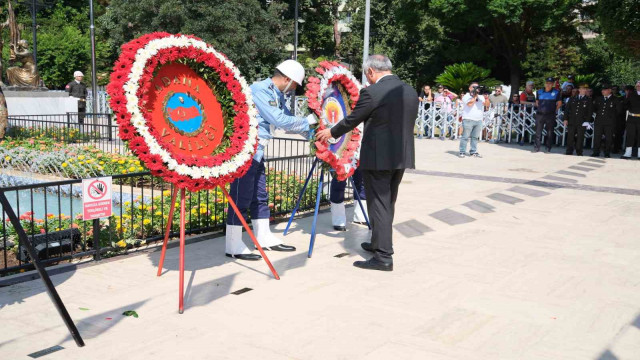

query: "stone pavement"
(1, 139), (640, 360)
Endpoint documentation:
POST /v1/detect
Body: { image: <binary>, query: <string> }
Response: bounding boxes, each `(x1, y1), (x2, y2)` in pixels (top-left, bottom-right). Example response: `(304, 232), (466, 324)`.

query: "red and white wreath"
(306, 61), (363, 181)
(107, 33), (258, 191)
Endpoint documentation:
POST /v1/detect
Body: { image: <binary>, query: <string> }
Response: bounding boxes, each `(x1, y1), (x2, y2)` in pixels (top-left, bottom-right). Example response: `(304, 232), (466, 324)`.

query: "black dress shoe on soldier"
(605, 154), (611, 158)
(226, 253), (262, 261)
(353, 257), (393, 271)
(591, 152), (600, 157)
(262, 244), (296, 252)
(361, 242), (374, 253)
(333, 225), (347, 231)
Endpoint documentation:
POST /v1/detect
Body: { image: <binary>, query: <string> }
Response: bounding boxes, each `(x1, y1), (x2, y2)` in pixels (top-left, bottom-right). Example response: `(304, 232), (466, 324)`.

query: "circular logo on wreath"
(148, 63), (224, 157)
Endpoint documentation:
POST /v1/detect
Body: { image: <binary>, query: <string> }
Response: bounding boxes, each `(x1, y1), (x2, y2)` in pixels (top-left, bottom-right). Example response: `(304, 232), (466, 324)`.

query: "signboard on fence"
(82, 177), (112, 221)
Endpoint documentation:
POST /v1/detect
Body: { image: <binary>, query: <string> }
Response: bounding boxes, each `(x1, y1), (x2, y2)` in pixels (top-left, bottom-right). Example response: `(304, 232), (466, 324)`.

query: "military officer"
(622, 80), (640, 159)
(592, 83), (622, 158)
(225, 60), (318, 261)
(330, 169), (368, 231)
(611, 85), (626, 153)
(563, 83), (593, 156)
(65, 71), (88, 123)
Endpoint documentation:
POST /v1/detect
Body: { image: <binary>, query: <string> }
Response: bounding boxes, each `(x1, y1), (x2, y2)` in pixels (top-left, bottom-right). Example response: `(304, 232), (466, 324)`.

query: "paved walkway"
(2, 139), (640, 359)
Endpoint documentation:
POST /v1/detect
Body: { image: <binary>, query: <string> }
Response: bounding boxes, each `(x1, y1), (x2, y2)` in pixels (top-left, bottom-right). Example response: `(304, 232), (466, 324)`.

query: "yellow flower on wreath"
(116, 240), (127, 248)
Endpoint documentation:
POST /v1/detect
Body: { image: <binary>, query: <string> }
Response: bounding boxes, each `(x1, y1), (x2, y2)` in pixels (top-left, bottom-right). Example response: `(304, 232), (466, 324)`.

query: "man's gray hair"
(363, 54), (392, 73)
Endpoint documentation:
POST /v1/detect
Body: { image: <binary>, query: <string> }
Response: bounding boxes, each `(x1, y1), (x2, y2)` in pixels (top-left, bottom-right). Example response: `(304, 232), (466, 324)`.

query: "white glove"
(582, 122), (592, 130)
(306, 113), (318, 125)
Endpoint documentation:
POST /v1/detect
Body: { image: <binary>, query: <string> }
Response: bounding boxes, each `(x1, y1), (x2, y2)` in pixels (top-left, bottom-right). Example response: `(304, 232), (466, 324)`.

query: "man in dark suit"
(316, 55), (418, 272)
(592, 83), (622, 158)
(562, 83), (593, 156)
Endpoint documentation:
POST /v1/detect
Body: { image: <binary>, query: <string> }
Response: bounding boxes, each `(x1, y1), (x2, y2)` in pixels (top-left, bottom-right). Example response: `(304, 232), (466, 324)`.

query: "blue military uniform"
(226, 78), (310, 255)
(534, 86), (561, 151)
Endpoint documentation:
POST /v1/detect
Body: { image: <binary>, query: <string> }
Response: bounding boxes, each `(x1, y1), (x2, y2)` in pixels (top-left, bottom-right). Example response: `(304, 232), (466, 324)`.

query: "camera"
(471, 85), (487, 96)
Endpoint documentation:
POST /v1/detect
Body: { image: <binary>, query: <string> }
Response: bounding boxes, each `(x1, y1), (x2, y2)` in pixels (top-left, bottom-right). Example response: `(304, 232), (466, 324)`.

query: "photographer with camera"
(533, 77), (562, 153)
(459, 82), (490, 158)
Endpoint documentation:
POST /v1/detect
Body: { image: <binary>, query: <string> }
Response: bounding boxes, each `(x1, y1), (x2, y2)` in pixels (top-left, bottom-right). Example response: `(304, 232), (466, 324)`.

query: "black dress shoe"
(591, 152), (600, 157)
(262, 244), (296, 252)
(545, 147), (551, 153)
(532, 148), (540, 153)
(605, 154), (611, 158)
(353, 257), (393, 271)
(226, 253), (262, 261)
(622, 155), (631, 159)
(361, 242), (373, 253)
(333, 225), (347, 231)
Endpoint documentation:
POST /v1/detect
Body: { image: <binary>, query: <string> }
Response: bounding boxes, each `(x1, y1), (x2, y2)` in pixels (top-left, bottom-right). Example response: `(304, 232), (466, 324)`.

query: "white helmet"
(74, 71), (84, 77)
(276, 60), (305, 86)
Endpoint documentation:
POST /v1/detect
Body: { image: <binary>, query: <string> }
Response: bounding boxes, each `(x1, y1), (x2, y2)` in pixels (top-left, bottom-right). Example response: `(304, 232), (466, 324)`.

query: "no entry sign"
(82, 177), (113, 220)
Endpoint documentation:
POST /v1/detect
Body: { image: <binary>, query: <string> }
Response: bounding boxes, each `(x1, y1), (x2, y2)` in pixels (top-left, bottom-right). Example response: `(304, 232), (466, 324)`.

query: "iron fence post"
(107, 113), (113, 141)
(93, 218), (101, 261)
(66, 112), (71, 143)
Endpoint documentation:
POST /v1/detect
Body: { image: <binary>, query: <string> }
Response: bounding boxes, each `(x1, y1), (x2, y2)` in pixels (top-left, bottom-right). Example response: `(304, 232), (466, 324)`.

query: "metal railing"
(6, 113), (130, 155)
(0, 137), (350, 276)
(415, 102), (597, 148)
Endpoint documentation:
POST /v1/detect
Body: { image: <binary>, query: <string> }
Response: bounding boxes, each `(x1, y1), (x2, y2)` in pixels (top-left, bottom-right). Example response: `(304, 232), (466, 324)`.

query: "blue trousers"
(226, 159), (271, 225)
(330, 168), (366, 203)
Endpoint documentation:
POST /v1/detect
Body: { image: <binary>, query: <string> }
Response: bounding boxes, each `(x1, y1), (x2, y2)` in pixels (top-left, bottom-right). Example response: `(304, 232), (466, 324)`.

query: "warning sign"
(82, 177), (112, 220)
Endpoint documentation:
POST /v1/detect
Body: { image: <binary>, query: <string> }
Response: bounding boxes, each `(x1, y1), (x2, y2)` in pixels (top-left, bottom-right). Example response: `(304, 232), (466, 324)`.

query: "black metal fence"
(0, 136), (347, 276)
(7, 113), (129, 155)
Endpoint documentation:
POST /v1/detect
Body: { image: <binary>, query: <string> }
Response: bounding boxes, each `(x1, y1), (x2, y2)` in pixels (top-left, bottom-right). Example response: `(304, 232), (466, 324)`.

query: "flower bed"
(0, 138), (147, 180)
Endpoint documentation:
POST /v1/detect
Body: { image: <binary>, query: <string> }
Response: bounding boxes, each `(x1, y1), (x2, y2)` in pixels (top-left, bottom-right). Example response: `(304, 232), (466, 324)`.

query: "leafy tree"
(338, 0), (445, 87)
(35, 3), (110, 88)
(435, 62), (499, 94)
(98, 0), (292, 82)
(430, 0), (582, 90)
(522, 34), (583, 86)
(295, 0), (342, 58)
(597, 0), (640, 58)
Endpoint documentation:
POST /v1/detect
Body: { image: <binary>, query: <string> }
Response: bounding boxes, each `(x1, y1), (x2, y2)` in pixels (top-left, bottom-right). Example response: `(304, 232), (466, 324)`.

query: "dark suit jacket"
(330, 75), (418, 170)
(563, 96), (593, 126)
(593, 95), (622, 126)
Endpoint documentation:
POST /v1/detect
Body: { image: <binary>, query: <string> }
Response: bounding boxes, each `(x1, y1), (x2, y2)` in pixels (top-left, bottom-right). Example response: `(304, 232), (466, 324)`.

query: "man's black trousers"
(565, 124), (585, 155)
(593, 123), (613, 155)
(361, 169), (405, 264)
(535, 112), (556, 150)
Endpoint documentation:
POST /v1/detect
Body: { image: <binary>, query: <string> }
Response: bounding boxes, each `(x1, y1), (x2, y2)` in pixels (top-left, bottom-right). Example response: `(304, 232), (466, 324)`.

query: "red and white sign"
(82, 177), (112, 220)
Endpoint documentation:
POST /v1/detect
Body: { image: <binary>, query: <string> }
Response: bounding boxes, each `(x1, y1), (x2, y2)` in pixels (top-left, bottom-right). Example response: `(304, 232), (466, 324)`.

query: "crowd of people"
(417, 76), (640, 159)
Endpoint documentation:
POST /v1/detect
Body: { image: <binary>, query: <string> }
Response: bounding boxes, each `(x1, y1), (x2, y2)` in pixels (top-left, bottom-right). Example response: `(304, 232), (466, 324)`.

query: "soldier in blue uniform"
(225, 60), (318, 261)
(533, 77), (562, 153)
(330, 169), (368, 231)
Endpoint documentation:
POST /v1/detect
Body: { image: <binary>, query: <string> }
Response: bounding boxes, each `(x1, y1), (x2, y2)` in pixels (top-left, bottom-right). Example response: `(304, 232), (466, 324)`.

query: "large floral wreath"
(107, 33), (258, 192)
(306, 61), (363, 181)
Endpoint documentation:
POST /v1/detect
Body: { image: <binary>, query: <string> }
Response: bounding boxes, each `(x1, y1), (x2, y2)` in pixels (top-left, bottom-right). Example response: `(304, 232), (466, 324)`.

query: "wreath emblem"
(305, 61), (363, 181)
(107, 33), (258, 191)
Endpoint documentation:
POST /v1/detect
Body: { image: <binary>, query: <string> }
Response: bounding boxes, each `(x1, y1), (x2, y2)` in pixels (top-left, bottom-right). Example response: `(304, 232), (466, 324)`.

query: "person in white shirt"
(459, 82), (490, 157)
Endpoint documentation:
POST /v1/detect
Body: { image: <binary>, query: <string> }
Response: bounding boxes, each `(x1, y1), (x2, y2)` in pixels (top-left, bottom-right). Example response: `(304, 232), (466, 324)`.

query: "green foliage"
(98, 0), (292, 82)
(597, 0), (640, 58)
(522, 35), (583, 86)
(339, 0), (444, 87)
(580, 37), (640, 86)
(574, 74), (601, 90)
(296, 0), (342, 58)
(435, 63), (499, 94)
(430, 0), (582, 88)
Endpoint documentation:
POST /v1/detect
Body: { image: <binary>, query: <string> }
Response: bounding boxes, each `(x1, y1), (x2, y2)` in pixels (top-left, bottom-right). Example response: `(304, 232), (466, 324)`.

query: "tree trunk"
(333, 19), (341, 57)
(509, 60), (521, 95)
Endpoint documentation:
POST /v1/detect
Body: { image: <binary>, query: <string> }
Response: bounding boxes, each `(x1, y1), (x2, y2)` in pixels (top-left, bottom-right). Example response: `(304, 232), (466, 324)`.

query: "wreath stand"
(282, 157), (370, 258)
(155, 186), (280, 314)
